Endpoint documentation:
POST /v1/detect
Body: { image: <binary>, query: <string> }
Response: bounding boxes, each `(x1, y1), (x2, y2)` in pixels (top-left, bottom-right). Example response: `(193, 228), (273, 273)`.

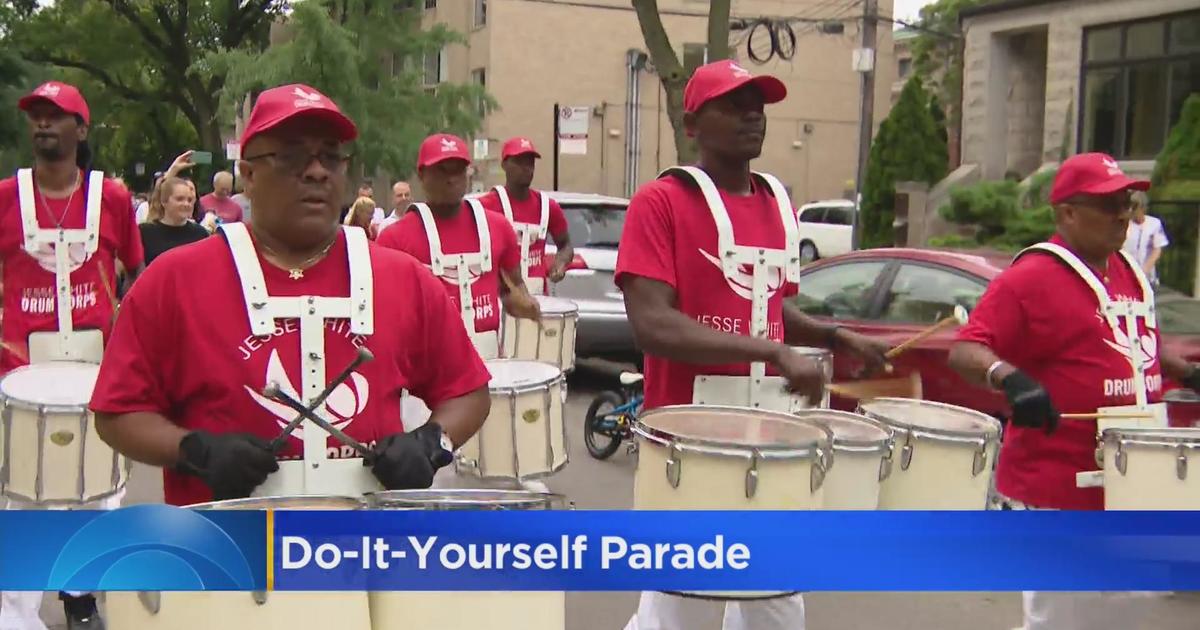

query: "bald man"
(199, 171), (242, 223)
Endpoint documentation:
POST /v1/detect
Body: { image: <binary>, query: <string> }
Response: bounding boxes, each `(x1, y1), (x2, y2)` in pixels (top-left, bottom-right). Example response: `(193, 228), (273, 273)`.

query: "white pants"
(997, 494), (1151, 630)
(0, 490), (124, 630)
(624, 592), (805, 630)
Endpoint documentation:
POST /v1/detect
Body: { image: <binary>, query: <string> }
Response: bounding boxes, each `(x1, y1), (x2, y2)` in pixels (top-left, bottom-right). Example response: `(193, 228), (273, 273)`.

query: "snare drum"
(457, 360), (567, 481)
(501, 296), (579, 371)
(1166, 389), (1200, 429)
(1097, 428), (1200, 510)
(792, 410), (893, 510)
(0, 361), (128, 505)
(857, 398), (1001, 510)
(105, 496), (371, 630)
(633, 405), (832, 511)
(366, 489), (566, 630)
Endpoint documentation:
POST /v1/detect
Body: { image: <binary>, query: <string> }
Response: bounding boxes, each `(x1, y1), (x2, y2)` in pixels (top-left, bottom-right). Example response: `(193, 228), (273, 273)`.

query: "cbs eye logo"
(47, 505), (259, 591)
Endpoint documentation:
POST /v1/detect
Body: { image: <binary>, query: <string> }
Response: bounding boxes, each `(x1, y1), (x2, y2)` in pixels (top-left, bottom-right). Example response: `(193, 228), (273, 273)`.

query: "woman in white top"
(1122, 191), (1169, 286)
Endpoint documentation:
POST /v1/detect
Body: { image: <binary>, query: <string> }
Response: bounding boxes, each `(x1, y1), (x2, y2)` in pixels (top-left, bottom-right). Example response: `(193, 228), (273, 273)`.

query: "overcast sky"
(892, 0), (936, 25)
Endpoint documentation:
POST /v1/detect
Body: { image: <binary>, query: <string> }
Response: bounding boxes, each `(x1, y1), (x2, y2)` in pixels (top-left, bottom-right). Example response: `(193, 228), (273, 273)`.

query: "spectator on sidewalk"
(1122, 191), (1169, 288)
(199, 171), (243, 223)
(139, 177), (209, 267)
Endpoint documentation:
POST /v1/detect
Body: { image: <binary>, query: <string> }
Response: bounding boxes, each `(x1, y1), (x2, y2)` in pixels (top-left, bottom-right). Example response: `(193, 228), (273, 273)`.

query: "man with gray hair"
(199, 170), (243, 223)
(1122, 190), (1168, 288)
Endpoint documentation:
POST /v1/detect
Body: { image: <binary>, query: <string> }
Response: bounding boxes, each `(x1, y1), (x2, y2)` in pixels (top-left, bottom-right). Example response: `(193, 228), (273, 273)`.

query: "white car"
(796, 199), (856, 263)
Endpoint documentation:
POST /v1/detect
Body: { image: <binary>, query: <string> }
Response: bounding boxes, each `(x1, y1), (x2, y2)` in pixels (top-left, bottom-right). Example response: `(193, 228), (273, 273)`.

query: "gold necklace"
(257, 233), (338, 280)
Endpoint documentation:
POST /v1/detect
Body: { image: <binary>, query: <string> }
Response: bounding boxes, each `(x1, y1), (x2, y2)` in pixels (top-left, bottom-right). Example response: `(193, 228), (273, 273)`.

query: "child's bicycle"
(584, 371), (644, 460)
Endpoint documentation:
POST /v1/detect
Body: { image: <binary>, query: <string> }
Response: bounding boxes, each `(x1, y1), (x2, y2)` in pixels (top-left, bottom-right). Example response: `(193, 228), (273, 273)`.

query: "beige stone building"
(415, 0), (896, 204)
(892, 26), (918, 104)
(959, 0), (1200, 181)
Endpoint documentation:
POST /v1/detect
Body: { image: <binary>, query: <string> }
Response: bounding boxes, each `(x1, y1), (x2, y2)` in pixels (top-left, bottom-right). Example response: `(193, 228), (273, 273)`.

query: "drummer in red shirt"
(90, 84), (492, 507)
(475, 137), (574, 295)
(0, 80), (143, 630)
(950, 153), (1200, 630)
(616, 59), (891, 630)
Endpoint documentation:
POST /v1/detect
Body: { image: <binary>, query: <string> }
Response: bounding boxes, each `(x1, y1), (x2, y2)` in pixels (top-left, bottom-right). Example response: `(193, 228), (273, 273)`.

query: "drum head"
(0, 361), (98, 408)
(1102, 427), (1200, 445)
(790, 346), (830, 360)
(535, 295), (578, 314)
(792, 410), (890, 448)
(185, 495), (366, 510)
(367, 489), (564, 510)
(636, 405), (830, 456)
(487, 360), (561, 390)
(858, 398), (1000, 438)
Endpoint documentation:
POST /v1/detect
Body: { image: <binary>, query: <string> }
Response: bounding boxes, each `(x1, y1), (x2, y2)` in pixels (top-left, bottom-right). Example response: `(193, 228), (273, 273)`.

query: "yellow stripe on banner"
(266, 509), (275, 591)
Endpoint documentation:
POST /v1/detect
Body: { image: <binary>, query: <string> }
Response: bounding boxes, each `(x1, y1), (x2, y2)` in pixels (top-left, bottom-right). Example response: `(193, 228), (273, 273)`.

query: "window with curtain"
(1080, 10), (1200, 159)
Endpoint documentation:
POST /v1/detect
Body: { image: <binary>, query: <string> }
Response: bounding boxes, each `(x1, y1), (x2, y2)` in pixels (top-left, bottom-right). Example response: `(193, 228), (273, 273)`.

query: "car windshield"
(1156, 287), (1200, 336)
(560, 202), (627, 248)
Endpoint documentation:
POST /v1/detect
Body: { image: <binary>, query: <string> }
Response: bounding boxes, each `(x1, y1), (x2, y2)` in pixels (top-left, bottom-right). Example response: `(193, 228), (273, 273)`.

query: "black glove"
(1001, 370), (1060, 434)
(367, 423), (454, 490)
(1183, 364), (1200, 393)
(175, 431), (279, 500)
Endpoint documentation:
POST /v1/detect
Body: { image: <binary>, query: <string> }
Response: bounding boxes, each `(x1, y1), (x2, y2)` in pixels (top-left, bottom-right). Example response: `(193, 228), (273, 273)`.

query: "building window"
(471, 68), (487, 118)
(424, 47), (446, 86)
(898, 57), (912, 79)
(474, 0), (486, 27)
(424, 0), (436, 9)
(1080, 10), (1200, 159)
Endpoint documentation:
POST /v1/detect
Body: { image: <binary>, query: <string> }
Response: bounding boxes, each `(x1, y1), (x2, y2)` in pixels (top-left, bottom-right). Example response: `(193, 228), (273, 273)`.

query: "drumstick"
(0, 341), (27, 364)
(826, 372), (923, 401)
(1061, 412), (1156, 420)
(268, 346), (374, 452)
(264, 387), (373, 458)
(884, 305), (970, 360)
(97, 263), (118, 319)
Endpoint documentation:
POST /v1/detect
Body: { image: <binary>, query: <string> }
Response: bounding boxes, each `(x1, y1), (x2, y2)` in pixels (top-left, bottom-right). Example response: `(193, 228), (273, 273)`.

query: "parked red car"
(790, 248), (1200, 424)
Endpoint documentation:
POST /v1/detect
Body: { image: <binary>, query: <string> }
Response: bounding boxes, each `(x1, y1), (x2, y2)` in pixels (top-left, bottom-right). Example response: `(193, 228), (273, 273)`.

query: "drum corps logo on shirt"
(243, 348), (369, 441)
(698, 248), (784, 301)
(20, 283), (97, 314)
(29, 241), (92, 274)
(1096, 295), (1163, 398)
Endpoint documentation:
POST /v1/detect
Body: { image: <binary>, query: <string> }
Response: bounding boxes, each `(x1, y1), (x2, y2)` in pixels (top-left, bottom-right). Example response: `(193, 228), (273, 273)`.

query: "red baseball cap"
(239, 84), (357, 148)
(502, 137), (540, 159)
(1050, 152), (1150, 204)
(418, 133), (471, 169)
(684, 60), (787, 113)
(18, 81), (90, 125)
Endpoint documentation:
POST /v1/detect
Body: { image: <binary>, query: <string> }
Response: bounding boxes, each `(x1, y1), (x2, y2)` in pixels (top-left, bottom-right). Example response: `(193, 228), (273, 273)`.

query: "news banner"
(2, 506), (1200, 592)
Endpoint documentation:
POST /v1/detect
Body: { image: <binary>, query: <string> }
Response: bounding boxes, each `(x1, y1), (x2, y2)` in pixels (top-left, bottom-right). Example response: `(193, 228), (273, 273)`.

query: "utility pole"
(850, 0), (878, 251)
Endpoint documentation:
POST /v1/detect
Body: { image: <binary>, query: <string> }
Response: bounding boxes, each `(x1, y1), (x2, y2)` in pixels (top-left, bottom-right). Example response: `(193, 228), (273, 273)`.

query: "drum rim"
(365, 488), (566, 509)
(184, 495), (367, 510)
(1101, 427), (1200, 447)
(856, 397), (1002, 440)
(788, 409), (893, 452)
(485, 359), (565, 393)
(532, 295), (580, 314)
(0, 360), (99, 411)
(633, 404), (834, 459)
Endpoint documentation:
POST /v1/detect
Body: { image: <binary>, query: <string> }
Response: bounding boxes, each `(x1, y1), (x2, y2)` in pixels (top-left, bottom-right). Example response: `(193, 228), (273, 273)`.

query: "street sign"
(557, 106), (591, 155)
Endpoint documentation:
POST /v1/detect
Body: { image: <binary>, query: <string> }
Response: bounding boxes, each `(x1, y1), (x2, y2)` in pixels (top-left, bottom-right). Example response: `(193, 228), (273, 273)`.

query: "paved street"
(22, 359), (1200, 629)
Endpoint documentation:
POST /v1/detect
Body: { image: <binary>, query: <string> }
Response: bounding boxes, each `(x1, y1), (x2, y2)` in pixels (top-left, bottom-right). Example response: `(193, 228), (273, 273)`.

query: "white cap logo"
(520, 139), (532, 148)
(440, 138), (459, 152)
(1102, 157), (1123, 177)
(729, 62), (752, 79)
(37, 84), (61, 97)
(292, 87), (323, 109)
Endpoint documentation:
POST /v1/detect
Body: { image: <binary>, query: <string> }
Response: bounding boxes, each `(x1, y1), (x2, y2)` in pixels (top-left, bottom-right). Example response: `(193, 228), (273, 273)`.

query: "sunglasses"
(243, 148), (352, 175)
(1063, 193), (1133, 214)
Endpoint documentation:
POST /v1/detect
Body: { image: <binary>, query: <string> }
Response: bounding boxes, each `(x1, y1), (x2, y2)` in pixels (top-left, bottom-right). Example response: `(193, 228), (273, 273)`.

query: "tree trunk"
(631, 0), (730, 167)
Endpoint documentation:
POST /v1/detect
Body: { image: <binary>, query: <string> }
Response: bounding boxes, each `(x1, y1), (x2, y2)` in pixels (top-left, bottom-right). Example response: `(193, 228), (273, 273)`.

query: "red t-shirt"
(957, 235), (1163, 510)
(375, 204), (520, 333)
(614, 174), (799, 410)
(200, 193), (243, 223)
(477, 188), (568, 292)
(0, 173), (143, 373)
(88, 232), (491, 505)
